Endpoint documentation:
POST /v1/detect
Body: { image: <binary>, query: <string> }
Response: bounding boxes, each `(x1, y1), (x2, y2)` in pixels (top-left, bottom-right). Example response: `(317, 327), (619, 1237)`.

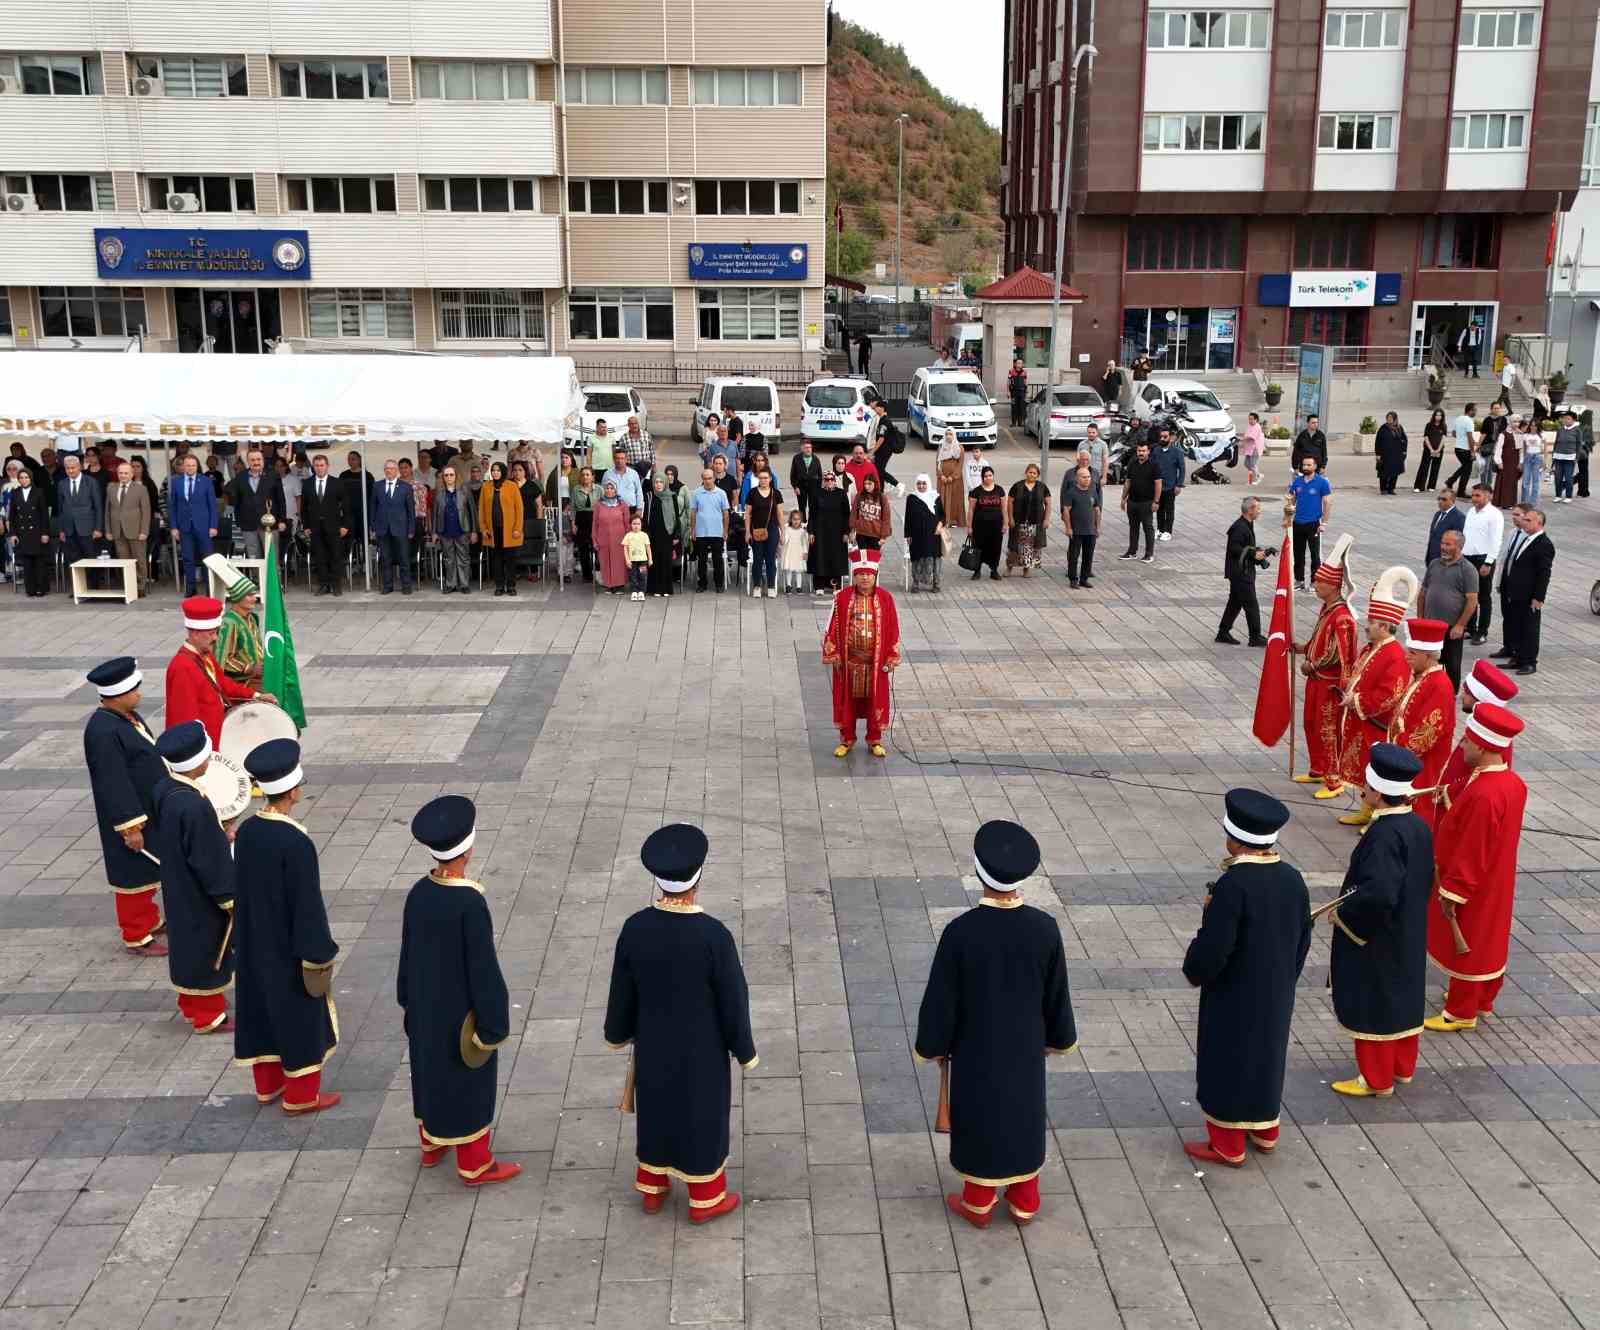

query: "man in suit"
(301, 454), (349, 596)
(169, 454), (220, 596)
(1216, 496), (1270, 647)
(1457, 321), (1484, 378)
(1423, 486), (1466, 567)
(225, 449), (288, 558)
(1495, 507), (1553, 676)
(55, 452), (104, 570)
(369, 458), (416, 595)
(338, 451), (373, 577)
(105, 461), (153, 596)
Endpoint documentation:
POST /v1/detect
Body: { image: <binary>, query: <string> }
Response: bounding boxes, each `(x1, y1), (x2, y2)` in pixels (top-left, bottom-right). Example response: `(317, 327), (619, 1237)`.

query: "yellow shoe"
(1332, 1075), (1392, 1098)
(1313, 783), (1346, 800)
(833, 743), (852, 759)
(1338, 806), (1373, 827)
(869, 744), (887, 758)
(1292, 773), (1322, 784)
(1423, 1012), (1477, 1033)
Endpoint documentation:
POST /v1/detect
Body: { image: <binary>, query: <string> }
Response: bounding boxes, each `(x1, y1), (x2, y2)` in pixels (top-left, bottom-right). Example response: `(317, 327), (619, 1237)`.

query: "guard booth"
(971, 266), (1084, 401)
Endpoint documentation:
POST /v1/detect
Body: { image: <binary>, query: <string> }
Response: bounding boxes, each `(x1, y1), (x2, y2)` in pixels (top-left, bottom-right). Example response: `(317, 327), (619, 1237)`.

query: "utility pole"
(895, 113), (909, 311)
(1042, 0), (1097, 487)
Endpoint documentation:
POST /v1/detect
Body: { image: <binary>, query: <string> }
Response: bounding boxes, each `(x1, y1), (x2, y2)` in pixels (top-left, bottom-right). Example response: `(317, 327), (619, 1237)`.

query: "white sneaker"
(1158, 531), (1172, 542)
(767, 587), (778, 598)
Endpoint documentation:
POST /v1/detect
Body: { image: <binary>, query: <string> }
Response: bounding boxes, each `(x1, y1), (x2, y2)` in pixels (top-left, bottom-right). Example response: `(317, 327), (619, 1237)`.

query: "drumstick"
(139, 848), (162, 866)
(213, 908), (234, 970)
(1310, 890), (1355, 922)
(934, 1058), (951, 1134)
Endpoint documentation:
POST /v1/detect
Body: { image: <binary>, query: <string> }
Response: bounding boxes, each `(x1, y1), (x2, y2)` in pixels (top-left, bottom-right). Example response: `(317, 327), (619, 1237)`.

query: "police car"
(907, 367), (998, 448)
(801, 377), (878, 448)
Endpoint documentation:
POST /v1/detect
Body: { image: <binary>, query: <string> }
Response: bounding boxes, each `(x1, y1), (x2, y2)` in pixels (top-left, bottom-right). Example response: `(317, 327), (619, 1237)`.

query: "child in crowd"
(781, 509), (808, 594)
(622, 515), (651, 602)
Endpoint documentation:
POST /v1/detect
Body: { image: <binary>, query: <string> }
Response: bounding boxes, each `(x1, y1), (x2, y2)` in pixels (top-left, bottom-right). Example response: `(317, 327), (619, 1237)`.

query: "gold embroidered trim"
(421, 1124), (491, 1147)
(688, 1191), (729, 1209)
(741, 1055), (760, 1069)
(979, 896), (1024, 909)
(1438, 888), (1468, 905)
(958, 1167), (1042, 1189)
(652, 898), (704, 913)
(173, 979), (234, 997)
(1426, 955), (1508, 983)
(1330, 912), (1366, 947)
(258, 809), (310, 835)
(429, 871), (485, 894)
(1339, 1023), (1425, 1042)
(459, 1159), (494, 1180)
(1203, 1111), (1281, 1132)
(636, 1158), (728, 1185)
(113, 882), (161, 895)
(1047, 1043), (1079, 1056)
(113, 814), (149, 832)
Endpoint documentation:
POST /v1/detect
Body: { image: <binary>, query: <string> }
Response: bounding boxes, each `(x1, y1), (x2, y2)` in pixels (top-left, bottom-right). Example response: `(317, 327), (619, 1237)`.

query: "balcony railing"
(1255, 344), (1417, 376)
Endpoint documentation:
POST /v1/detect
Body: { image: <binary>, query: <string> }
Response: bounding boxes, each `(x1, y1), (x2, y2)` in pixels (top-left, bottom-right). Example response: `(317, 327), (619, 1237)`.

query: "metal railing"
(1504, 333), (1554, 381)
(1254, 344), (1418, 376)
(571, 361), (816, 388)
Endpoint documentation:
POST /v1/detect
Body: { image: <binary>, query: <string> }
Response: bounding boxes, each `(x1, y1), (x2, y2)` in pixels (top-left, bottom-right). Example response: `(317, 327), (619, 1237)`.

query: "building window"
(3, 172), (115, 211)
(1584, 104), (1600, 186)
(563, 66), (668, 106)
(437, 289), (546, 341)
(133, 55), (246, 97)
(422, 177), (537, 212)
(1324, 10), (1404, 49)
(146, 175), (255, 212)
(0, 54), (102, 95)
(1146, 10), (1270, 49)
(1126, 218), (1244, 271)
(307, 289), (415, 339)
(568, 288), (673, 341)
(1141, 112), (1264, 152)
(567, 179), (670, 215)
(1316, 113), (1397, 151)
(1449, 111), (1527, 151)
(416, 61), (528, 101)
(693, 180), (802, 216)
(696, 287), (800, 341)
(0, 289), (11, 336)
(691, 68), (801, 107)
(1293, 218), (1371, 268)
(277, 59), (389, 100)
(39, 286), (146, 338)
(284, 176), (397, 213)
(1459, 9), (1537, 48)
(1421, 216), (1500, 269)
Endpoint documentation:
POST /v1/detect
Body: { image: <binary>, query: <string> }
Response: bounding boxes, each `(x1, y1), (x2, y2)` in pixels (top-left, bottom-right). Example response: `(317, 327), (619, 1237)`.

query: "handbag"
(957, 537), (980, 572)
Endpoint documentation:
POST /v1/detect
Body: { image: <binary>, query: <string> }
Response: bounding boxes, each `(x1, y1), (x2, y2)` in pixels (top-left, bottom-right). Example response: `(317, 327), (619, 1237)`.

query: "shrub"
(1358, 416), (1379, 434)
(1266, 425), (1292, 439)
(858, 201), (887, 239)
(1264, 382), (1283, 394)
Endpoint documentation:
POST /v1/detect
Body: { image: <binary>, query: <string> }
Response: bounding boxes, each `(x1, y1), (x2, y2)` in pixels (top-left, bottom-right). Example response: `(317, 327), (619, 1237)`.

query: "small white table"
(207, 558), (267, 601)
(71, 558), (139, 605)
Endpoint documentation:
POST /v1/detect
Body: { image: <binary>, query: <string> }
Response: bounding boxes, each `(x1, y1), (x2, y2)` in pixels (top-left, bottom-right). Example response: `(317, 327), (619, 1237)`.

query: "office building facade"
(0, 0), (827, 371)
(1003, 0), (1599, 374)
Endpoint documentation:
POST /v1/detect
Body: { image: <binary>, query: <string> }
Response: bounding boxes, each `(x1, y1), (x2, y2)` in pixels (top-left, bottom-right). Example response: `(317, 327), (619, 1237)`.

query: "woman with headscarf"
(511, 460), (545, 583)
(477, 460), (525, 597)
(0, 459), (21, 584)
(808, 468), (851, 595)
(966, 465), (1007, 581)
(937, 429), (966, 528)
(592, 478), (631, 594)
(1006, 462), (1051, 577)
(850, 472), (891, 551)
(830, 453), (855, 502)
(1374, 412), (1408, 496)
(1492, 416), (1522, 508)
(571, 465), (599, 582)
(643, 474), (682, 597)
(129, 455), (164, 584)
(904, 474), (946, 593)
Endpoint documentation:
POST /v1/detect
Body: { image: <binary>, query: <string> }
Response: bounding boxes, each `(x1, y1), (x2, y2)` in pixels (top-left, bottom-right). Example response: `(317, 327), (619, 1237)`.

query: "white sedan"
(579, 383), (649, 440)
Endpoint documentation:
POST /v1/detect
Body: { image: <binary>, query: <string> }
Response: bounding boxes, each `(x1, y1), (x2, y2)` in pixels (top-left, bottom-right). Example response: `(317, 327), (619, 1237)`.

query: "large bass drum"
(197, 751), (253, 822)
(219, 700), (298, 771)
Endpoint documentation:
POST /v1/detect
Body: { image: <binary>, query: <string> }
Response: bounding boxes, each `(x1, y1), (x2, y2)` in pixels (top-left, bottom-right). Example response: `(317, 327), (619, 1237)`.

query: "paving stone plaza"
(1, 445), (1598, 1329)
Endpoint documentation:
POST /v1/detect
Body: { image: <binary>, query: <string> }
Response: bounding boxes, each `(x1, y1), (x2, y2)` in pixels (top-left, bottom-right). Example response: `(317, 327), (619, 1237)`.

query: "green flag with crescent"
(261, 531), (305, 730)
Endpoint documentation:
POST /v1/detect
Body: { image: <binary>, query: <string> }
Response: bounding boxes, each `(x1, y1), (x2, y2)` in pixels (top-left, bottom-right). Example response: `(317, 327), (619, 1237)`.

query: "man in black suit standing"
(225, 450), (288, 558)
(1495, 507), (1553, 676)
(1216, 496), (1271, 647)
(301, 454), (349, 596)
(369, 458), (416, 595)
(1423, 486), (1466, 568)
(55, 452), (104, 567)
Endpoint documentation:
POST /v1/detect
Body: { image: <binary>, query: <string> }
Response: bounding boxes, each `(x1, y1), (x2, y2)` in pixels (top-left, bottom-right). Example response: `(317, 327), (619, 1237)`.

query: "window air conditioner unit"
(134, 76), (164, 96)
(4, 193), (39, 213)
(0, 76), (21, 96)
(167, 192), (202, 213)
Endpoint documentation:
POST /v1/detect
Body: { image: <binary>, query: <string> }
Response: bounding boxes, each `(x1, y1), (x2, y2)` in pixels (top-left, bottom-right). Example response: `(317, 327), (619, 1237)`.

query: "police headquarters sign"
(94, 229), (312, 281)
(687, 242), (808, 281)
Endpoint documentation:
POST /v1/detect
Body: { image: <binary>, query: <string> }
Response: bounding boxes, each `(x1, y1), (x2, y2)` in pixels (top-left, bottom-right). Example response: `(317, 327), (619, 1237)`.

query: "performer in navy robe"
(83, 657), (168, 954)
(1182, 789), (1311, 1167)
(151, 721), (235, 1033)
(233, 738), (341, 1113)
(1329, 743), (1433, 1097)
(915, 821), (1077, 1228)
(400, 795), (520, 1187)
(605, 824), (756, 1225)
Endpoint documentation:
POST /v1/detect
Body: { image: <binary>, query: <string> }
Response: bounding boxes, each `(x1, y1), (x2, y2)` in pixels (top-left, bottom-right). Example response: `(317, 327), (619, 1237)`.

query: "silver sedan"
(1024, 386), (1113, 445)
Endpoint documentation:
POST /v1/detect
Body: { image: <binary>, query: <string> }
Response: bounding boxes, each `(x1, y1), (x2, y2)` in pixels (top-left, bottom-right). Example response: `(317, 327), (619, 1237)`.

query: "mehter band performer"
(821, 546), (901, 759)
(1292, 535), (1358, 799)
(1416, 660), (1516, 832)
(1386, 619), (1457, 795)
(1335, 566), (1415, 827)
(165, 596), (270, 746)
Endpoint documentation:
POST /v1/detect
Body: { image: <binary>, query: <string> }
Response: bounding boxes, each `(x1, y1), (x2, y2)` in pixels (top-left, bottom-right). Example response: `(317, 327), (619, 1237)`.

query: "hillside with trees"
(826, 19), (1004, 289)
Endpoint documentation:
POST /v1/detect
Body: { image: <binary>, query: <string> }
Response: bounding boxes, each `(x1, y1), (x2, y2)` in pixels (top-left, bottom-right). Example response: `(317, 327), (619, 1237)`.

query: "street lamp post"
(895, 114), (910, 312)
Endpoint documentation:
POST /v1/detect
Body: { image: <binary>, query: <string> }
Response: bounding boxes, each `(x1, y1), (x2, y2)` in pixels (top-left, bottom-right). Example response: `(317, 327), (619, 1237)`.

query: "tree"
(858, 201), (887, 239)
(953, 179), (982, 212)
(915, 219), (939, 246)
(836, 228), (874, 275)
(940, 229), (978, 274)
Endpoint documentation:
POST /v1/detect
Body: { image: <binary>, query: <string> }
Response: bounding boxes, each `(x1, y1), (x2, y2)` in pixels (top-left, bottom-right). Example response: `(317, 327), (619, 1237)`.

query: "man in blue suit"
(369, 457), (416, 594)
(1423, 486), (1466, 568)
(169, 454), (219, 595)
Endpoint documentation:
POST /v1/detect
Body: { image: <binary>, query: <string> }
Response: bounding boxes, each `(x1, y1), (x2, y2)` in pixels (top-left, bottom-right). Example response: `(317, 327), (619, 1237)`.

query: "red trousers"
(1445, 975), (1504, 1020)
(1354, 1035), (1420, 1092)
(177, 991), (227, 1032)
(635, 1165), (728, 1210)
(1205, 1122), (1278, 1163)
(252, 1063), (325, 1111)
(115, 887), (161, 948)
(420, 1126), (495, 1181)
(838, 695), (882, 745)
(960, 1174), (1040, 1221)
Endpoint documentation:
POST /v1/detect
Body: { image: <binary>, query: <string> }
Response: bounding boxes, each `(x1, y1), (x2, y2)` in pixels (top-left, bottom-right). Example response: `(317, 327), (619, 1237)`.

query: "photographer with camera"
(1217, 496), (1271, 646)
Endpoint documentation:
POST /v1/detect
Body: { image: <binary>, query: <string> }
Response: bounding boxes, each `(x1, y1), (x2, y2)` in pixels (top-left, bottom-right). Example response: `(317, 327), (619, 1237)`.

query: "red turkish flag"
(1252, 533), (1295, 747)
(835, 201), (844, 236)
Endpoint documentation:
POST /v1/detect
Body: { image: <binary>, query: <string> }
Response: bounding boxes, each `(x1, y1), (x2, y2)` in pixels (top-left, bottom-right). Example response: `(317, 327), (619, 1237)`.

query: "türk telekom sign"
(1258, 272), (1402, 308)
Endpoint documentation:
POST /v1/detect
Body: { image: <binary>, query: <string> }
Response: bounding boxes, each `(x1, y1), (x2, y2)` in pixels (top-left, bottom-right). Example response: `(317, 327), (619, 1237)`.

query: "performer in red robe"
(1386, 619), (1456, 796)
(1293, 544), (1359, 798)
(821, 547), (901, 758)
(1335, 570), (1414, 826)
(1425, 702), (1526, 1031)
(1416, 659), (1517, 832)
(164, 596), (269, 746)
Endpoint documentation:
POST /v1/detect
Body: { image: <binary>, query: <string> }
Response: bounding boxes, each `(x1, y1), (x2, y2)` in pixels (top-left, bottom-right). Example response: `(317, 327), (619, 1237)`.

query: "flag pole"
(1283, 503), (1296, 778)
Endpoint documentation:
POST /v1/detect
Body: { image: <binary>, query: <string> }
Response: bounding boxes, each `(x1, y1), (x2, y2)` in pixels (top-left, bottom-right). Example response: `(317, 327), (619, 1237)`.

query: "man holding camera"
(1217, 496), (1270, 646)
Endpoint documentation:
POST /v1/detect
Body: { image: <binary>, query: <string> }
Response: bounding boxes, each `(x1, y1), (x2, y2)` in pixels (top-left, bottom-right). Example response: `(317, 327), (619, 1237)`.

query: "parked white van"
(690, 376), (783, 451)
(906, 367), (997, 448)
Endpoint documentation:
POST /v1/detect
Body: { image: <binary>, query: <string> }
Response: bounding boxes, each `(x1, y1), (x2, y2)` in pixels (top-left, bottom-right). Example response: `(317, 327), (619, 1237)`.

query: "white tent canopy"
(0, 352), (584, 446)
